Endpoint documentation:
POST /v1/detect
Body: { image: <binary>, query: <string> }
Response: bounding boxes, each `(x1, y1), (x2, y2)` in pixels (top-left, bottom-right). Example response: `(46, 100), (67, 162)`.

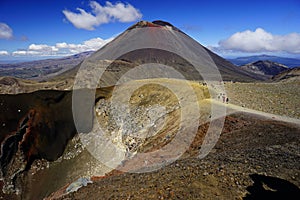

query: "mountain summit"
(127, 20), (183, 33)
(241, 60), (288, 76)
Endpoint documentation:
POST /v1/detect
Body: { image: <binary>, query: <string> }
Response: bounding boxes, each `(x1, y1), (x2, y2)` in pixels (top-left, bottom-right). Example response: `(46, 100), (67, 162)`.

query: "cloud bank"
(0, 23), (13, 39)
(10, 37), (113, 57)
(216, 28), (300, 54)
(0, 50), (9, 56)
(63, 1), (142, 30)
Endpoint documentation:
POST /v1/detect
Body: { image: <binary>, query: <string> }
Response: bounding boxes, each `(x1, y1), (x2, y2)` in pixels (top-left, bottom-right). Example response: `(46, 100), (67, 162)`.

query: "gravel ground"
(225, 81), (300, 119)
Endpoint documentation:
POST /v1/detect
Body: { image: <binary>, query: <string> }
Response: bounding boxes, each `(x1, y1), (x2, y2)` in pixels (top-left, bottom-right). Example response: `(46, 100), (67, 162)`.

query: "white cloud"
(29, 44), (59, 52)
(54, 37), (113, 54)
(83, 37), (111, 50)
(12, 50), (27, 56)
(63, 8), (100, 30)
(63, 1), (142, 30)
(0, 23), (13, 39)
(11, 37), (114, 57)
(217, 28), (300, 54)
(0, 50), (9, 56)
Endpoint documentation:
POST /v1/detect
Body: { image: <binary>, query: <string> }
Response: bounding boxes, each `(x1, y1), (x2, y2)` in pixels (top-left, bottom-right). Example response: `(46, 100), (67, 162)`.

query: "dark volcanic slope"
(0, 91), (76, 177)
(272, 67), (300, 82)
(241, 60), (288, 77)
(55, 21), (263, 83)
(0, 87), (113, 194)
(203, 47), (265, 81)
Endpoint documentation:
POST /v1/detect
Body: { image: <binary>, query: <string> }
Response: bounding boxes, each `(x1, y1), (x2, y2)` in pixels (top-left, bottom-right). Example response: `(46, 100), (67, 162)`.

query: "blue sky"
(0, 0), (300, 61)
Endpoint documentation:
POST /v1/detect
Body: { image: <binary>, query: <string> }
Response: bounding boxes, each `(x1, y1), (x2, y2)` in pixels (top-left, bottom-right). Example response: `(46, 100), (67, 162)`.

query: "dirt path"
(207, 99), (300, 127)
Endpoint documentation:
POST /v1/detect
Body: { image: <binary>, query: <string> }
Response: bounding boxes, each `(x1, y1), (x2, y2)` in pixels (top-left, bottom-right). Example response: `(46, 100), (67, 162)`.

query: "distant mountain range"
(0, 51), (93, 80)
(240, 60), (288, 77)
(228, 55), (300, 68)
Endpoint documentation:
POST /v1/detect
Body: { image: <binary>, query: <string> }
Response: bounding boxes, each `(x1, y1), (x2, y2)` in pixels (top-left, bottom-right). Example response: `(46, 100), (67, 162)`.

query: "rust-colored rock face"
(0, 90), (77, 193)
(0, 87), (113, 195)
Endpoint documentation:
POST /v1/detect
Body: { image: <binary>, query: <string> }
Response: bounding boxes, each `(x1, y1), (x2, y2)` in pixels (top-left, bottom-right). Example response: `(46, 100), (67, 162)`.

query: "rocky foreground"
(0, 79), (299, 200)
(52, 112), (300, 200)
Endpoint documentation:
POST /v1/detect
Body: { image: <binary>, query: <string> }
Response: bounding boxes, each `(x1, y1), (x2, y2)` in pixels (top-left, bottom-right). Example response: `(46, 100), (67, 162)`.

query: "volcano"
(59, 20), (263, 86)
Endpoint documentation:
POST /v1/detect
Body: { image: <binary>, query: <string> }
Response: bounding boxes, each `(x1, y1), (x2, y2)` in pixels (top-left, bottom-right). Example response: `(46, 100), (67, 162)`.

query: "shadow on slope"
(244, 174), (300, 200)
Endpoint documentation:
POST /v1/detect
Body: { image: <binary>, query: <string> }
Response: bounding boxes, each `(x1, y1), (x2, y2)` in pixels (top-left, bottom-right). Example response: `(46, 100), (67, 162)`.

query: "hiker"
(222, 94), (226, 103)
(226, 97), (229, 104)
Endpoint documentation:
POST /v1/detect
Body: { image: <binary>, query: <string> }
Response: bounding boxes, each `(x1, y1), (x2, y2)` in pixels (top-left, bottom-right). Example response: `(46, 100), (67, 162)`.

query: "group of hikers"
(217, 93), (229, 103)
(199, 81), (229, 104)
